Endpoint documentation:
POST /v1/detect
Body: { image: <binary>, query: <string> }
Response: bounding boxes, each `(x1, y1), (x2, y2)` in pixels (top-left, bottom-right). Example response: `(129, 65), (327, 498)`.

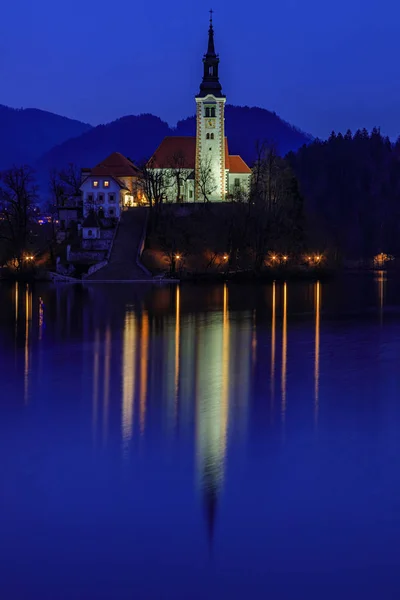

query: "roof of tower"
(196, 14), (224, 99)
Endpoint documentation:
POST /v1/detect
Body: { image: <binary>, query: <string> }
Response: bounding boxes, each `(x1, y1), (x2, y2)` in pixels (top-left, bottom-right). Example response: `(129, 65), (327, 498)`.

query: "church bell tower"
(195, 12), (226, 202)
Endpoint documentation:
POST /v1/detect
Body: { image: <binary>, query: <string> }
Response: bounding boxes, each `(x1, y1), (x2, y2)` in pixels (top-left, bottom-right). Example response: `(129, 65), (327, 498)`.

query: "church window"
(210, 133), (214, 140)
(234, 178), (240, 187)
(189, 190), (193, 198)
(209, 66), (213, 76)
(205, 107), (210, 117)
(103, 180), (110, 188)
(211, 107), (216, 117)
(206, 133), (210, 140)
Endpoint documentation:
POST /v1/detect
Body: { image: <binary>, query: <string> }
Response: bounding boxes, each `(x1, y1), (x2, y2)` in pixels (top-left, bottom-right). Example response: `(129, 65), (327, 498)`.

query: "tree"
(167, 151), (191, 203)
(196, 156), (217, 203)
(0, 166), (38, 270)
(139, 158), (171, 210)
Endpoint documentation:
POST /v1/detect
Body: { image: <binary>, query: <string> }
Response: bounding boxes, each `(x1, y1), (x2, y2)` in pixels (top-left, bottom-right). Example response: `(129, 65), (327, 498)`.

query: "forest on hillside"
(288, 128), (400, 261)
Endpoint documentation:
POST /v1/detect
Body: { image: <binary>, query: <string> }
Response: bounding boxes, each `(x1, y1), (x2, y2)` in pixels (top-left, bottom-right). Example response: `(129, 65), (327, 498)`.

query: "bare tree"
(167, 151), (191, 203)
(0, 165), (38, 270)
(139, 158), (171, 209)
(196, 156), (217, 203)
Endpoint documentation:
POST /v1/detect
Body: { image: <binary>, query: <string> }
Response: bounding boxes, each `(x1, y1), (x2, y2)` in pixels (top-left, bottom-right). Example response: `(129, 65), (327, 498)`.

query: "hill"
(35, 105), (311, 178)
(35, 114), (171, 175)
(0, 105), (92, 170)
(175, 105), (312, 164)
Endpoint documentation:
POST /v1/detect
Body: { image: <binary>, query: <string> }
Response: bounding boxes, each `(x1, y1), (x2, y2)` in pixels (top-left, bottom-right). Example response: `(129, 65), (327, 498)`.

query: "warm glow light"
(271, 255), (277, 261)
(281, 282), (287, 425)
(283, 255), (288, 261)
(223, 254), (228, 261)
(315, 255), (321, 262)
(175, 254), (181, 260)
(104, 180), (110, 188)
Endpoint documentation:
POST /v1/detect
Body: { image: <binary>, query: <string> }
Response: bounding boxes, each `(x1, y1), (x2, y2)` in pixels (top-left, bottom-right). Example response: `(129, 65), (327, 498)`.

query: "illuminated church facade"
(149, 15), (251, 202)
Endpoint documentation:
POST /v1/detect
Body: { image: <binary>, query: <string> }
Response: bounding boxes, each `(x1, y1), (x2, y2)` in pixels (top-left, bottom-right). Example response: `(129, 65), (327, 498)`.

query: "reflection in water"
(122, 311), (136, 450)
(38, 297), (44, 341)
(15, 281), (18, 323)
(175, 286), (180, 422)
(196, 284), (230, 544)
(314, 281), (321, 425)
(24, 285), (32, 405)
(92, 329), (100, 444)
(103, 326), (111, 443)
(271, 281), (276, 410)
(375, 269), (386, 322)
(140, 312), (149, 435)
(281, 282), (287, 424)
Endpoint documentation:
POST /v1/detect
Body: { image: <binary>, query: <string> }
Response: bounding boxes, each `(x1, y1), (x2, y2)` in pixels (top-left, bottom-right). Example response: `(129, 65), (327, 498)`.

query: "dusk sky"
(1, 0), (398, 139)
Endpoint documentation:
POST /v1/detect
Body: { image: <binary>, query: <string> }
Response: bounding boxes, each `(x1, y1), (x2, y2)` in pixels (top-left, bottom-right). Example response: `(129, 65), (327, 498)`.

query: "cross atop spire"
(209, 8), (213, 24)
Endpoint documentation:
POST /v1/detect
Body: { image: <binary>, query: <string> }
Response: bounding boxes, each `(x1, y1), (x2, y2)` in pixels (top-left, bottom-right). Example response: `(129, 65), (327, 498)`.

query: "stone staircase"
(87, 208), (151, 281)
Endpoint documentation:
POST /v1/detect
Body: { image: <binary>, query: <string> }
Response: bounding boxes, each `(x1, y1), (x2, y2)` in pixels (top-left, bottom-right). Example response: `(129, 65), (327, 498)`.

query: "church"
(149, 14), (251, 203)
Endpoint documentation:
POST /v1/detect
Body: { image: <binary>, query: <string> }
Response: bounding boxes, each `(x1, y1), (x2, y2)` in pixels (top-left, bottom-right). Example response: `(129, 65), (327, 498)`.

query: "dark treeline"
(288, 128), (400, 261)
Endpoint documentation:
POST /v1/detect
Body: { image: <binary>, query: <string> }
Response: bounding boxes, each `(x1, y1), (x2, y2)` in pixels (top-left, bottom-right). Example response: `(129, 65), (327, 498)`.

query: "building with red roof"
(80, 152), (143, 218)
(147, 16), (251, 203)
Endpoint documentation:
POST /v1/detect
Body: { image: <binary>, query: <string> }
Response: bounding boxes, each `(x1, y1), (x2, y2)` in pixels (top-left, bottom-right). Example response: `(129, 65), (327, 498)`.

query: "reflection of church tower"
(195, 12), (226, 202)
(196, 285), (229, 545)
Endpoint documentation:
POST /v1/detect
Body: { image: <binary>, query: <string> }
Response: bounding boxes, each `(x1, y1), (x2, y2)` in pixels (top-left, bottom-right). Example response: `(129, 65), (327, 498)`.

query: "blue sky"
(1, 0), (398, 138)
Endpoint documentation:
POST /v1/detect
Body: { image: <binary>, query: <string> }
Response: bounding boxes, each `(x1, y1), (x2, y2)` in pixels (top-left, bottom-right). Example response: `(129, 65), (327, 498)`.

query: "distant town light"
(282, 255), (288, 261)
(271, 255), (277, 261)
(223, 254), (229, 261)
(315, 255), (321, 262)
(175, 254), (181, 260)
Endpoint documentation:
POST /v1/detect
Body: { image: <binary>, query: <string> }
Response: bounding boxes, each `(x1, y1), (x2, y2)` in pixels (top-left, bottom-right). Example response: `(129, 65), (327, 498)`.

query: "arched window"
(205, 107), (210, 117)
(209, 66), (213, 76)
(210, 133), (214, 140)
(206, 133), (210, 140)
(211, 107), (216, 117)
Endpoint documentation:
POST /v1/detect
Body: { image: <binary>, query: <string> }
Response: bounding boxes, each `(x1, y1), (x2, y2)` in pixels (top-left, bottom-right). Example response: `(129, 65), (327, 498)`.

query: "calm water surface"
(1, 276), (400, 599)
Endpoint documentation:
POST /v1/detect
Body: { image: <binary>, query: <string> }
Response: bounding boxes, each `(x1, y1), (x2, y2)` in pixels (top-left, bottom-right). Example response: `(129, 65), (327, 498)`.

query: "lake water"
(1, 275), (400, 599)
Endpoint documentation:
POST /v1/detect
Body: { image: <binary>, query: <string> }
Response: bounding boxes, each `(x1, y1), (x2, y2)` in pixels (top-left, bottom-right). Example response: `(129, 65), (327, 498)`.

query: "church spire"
(197, 11), (224, 98)
(207, 9), (216, 56)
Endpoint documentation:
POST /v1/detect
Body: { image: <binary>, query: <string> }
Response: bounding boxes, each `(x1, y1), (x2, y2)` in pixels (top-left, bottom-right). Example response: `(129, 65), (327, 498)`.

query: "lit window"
(103, 180), (110, 188)
(108, 193), (115, 203)
(92, 181), (99, 188)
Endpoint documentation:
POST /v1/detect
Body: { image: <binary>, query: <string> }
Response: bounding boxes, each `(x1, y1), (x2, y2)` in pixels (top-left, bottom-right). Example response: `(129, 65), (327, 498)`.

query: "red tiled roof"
(149, 137), (197, 169)
(228, 155), (251, 174)
(90, 152), (141, 178)
(149, 136), (234, 170)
